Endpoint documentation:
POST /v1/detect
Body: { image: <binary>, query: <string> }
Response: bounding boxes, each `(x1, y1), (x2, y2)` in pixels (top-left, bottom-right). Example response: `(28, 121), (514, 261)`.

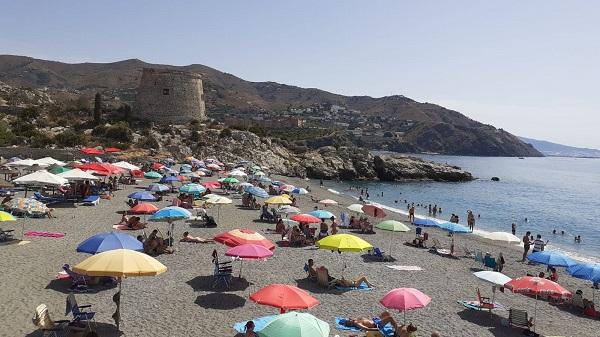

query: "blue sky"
(1, 1), (598, 148)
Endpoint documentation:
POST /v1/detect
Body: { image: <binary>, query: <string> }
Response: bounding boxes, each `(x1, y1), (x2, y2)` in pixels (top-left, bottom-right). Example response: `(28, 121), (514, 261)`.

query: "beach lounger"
(463, 246), (475, 258)
(509, 308), (533, 329)
(32, 303), (72, 337)
(66, 294), (95, 330)
(33, 192), (64, 205)
(484, 255), (497, 270)
(0, 228), (15, 242)
(80, 195), (100, 206)
(371, 247), (392, 261)
(316, 266), (337, 289)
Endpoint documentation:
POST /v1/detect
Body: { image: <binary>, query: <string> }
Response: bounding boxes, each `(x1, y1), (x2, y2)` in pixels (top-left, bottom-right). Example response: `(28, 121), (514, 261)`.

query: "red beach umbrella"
(130, 202), (159, 214)
(214, 229), (275, 251)
(225, 244), (273, 259)
(79, 163), (124, 176)
(250, 284), (320, 313)
(151, 162), (164, 170)
(362, 204), (387, 218)
(380, 288), (431, 323)
(81, 147), (105, 155)
(202, 181), (222, 189)
(104, 147), (122, 153)
(290, 213), (321, 224)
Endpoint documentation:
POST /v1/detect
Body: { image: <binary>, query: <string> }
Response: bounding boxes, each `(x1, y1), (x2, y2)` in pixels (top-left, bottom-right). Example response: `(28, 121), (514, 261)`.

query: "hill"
(0, 55), (542, 157)
(520, 137), (600, 158)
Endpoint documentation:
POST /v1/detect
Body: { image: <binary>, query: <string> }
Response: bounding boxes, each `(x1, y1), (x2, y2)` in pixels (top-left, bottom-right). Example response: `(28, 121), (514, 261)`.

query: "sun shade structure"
(246, 186), (269, 198)
(567, 263), (600, 283)
(77, 232), (143, 254)
(362, 204), (386, 218)
(214, 229), (275, 251)
(257, 312), (329, 337)
(57, 168), (100, 181)
(292, 187), (308, 195)
(80, 147), (105, 155)
(265, 196), (293, 205)
(7, 159), (48, 167)
(347, 204), (365, 213)
(226, 243), (274, 278)
(113, 161), (140, 171)
(527, 251), (577, 268)
(146, 183), (169, 192)
(36, 157), (67, 167)
(483, 232), (520, 244)
(309, 210), (335, 220)
(13, 170), (68, 186)
(413, 218), (438, 227)
(250, 284), (319, 313)
(144, 171), (162, 179)
(130, 202), (159, 214)
(127, 191), (156, 201)
(277, 205), (301, 215)
(316, 234), (373, 253)
(380, 288), (432, 323)
(79, 163), (124, 176)
(179, 183), (206, 194)
(290, 214), (321, 224)
(149, 206), (192, 246)
(0, 211), (16, 221)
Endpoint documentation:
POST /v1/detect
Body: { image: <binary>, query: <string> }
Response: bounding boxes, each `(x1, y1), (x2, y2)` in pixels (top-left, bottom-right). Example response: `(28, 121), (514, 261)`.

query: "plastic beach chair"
(484, 255), (497, 270)
(509, 308), (532, 329)
(66, 294), (95, 330)
(80, 195), (100, 206)
(474, 251), (484, 266)
(373, 247), (392, 261)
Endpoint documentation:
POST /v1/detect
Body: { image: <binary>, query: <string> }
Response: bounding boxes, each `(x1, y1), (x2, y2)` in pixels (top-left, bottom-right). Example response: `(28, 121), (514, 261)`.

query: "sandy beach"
(1, 174), (598, 337)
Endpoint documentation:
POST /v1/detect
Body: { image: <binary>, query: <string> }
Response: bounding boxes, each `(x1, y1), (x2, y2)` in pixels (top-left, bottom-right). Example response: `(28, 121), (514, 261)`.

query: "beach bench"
(509, 308), (533, 329)
(33, 192), (64, 205)
(81, 195), (100, 206)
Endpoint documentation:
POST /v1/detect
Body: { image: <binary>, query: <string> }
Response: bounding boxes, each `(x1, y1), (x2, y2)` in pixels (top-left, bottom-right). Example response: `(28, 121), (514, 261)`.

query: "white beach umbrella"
(113, 161), (141, 171)
(473, 271), (512, 309)
(58, 168), (100, 181)
(13, 170), (68, 186)
(347, 204), (365, 213)
(228, 170), (247, 178)
(205, 196), (232, 222)
(36, 157), (67, 167)
(277, 205), (301, 215)
(483, 232), (520, 244)
(7, 159), (48, 167)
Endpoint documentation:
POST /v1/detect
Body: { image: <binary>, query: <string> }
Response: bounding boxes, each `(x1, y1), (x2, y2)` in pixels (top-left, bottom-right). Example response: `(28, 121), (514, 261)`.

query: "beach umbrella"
(317, 234), (373, 253)
(146, 183), (169, 193)
(130, 202), (158, 214)
(73, 249), (166, 330)
(144, 171), (162, 179)
(413, 218), (438, 227)
(376, 220), (411, 258)
(505, 276), (572, 332)
(292, 188), (308, 195)
(246, 186), (269, 198)
(567, 263), (600, 301)
(380, 288), (431, 324)
(282, 219), (300, 227)
(49, 166), (71, 174)
(226, 243), (274, 278)
(36, 157), (67, 167)
(77, 232), (143, 254)
(222, 177), (239, 184)
(527, 251), (577, 268)
(250, 284), (319, 314)
(277, 205), (301, 215)
(280, 185), (295, 193)
(257, 176), (272, 183)
(309, 210), (335, 220)
(214, 229), (275, 251)
(483, 232), (521, 244)
(151, 162), (164, 170)
(80, 147), (104, 155)
(78, 163), (124, 176)
(13, 170), (68, 186)
(160, 175), (181, 184)
(347, 204), (365, 214)
(57, 168), (100, 182)
(205, 196), (232, 221)
(8, 198), (48, 215)
(362, 204), (386, 218)
(240, 182), (254, 188)
(0, 211), (16, 222)
(113, 161), (140, 171)
(258, 312), (329, 337)
(201, 193), (220, 200)
(229, 170), (247, 178)
(127, 191), (156, 201)
(318, 199), (338, 206)
(202, 181), (222, 189)
(253, 171), (266, 177)
(207, 163), (221, 170)
(290, 214), (321, 224)
(436, 222), (470, 255)
(148, 206), (192, 246)
(473, 271), (513, 310)
(7, 158), (46, 167)
(265, 196), (292, 205)
(179, 183), (206, 195)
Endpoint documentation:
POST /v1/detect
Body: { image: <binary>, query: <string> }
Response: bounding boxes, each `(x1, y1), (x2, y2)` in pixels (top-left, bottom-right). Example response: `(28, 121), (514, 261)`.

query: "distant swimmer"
(574, 235), (582, 243)
(561, 230), (565, 235)
(525, 217), (529, 222)
(553, 229), (557, 235)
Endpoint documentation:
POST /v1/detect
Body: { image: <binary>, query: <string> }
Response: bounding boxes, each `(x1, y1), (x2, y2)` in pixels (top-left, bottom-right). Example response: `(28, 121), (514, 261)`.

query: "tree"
(93, 92), (102, 124)
(54, 130), (84, 147)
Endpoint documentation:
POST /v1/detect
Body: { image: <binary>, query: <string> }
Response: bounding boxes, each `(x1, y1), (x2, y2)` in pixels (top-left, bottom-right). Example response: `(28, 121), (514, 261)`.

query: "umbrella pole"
(533, 294), (538, 333)
(388, 231), (393, 260)
(403, 310), (406, 324)
(239, 259), (243, 278)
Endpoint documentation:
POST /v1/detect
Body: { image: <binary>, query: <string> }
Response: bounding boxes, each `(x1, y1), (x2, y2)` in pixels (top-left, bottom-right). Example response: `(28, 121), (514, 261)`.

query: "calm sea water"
(328, 156), (600, 263)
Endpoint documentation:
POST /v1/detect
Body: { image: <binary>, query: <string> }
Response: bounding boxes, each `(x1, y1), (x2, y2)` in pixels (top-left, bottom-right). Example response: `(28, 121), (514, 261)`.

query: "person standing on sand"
(467, 210), (475, 232)
(408, 205), (415, 224)
(532, 234), (547, 253)
(511, 223), (516, 235)
(521, 231), (531, 261)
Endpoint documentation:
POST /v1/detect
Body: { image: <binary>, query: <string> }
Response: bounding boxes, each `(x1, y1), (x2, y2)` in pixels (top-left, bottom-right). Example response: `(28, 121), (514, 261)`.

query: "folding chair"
(66, 294), (96, 330)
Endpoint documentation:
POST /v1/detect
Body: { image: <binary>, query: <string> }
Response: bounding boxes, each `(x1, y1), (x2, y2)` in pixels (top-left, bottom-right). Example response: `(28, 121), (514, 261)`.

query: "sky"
(1, 1), (599, 148)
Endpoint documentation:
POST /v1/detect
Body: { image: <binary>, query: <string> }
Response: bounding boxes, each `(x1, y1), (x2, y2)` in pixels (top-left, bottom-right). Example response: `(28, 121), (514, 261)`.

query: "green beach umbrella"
(258, 312), (329, 337)
(144, 171), (162, 179)
(49, 166), (71, 174)
(222, 177), (239, 184)
(376, 220), (411, 260)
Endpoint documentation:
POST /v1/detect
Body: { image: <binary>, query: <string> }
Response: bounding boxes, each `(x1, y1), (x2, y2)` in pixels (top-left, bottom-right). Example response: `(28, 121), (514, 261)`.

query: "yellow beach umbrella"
(316, 234), (373, 253)
(0, 211), (17, 222)
(73, 249), (167, 330)
(265, 195), (293, 205)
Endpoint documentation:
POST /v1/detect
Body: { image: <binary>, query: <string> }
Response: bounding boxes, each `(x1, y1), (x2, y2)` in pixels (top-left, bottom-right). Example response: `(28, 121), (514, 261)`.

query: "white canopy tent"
(6, 159), (48, 167)
(36, 157), (67, 167)
(113, 161), (141, 171)
(13, 170), (68, 186)
(58, 168), (100, 181)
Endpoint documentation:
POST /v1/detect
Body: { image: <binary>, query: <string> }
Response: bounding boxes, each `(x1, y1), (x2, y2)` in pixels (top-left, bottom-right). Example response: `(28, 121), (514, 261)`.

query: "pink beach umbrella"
(225, 243), (274, 278)
(362, 204), (387, 218)
(380, 288), (431, 323)
(318, 199), (338, 206)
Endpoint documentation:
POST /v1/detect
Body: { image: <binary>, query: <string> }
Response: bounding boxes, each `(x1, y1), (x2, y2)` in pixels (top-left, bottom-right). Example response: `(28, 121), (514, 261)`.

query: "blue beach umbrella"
(292, 187), (308, 195)
(309, 210), (335, 220)
(436, 222), (471, 233)
(567, 263), (600, 283)
(149, 206), (192, 247)
(257, 177), (272, 183)
(179, 167), (192, 174)
(147, 183), (170, 193)
(128, 191), (156, 201)
(527, 251), (577, 268)
(160, 175), (180, 184)
(246, 186), (269, 198)
(181, 164), (192, 169)
(179, 183), (206, 195)
(77, 232), (143, 254)
(413, 218), (438, 227)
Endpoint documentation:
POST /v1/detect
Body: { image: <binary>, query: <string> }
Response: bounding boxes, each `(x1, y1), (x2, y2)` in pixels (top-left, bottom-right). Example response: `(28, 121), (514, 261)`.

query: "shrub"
(29, 133), (54, 148)
(104, 122), (133, 142)
(0, 121), (15, 146)
(54, 130), (84, 147)
(136, 135), (159, 149)
(219, 128), (232, 138)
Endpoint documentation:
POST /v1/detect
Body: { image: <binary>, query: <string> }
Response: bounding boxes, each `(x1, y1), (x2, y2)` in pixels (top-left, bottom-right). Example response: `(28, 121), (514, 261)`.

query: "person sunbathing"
(335, 276), (374, 288)
(127, 216), (146, 229)
(144, 230), (173, 254)
(290, 226), (307, 246)
(275, 218), (285, 234)
(180, 231), (214, 243)
(117, 213), (129, 226)
(342, 311), (397, 332)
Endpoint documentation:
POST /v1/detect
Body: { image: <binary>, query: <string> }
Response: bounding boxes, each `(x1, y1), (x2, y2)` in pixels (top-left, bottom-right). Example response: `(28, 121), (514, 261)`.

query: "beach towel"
(335, 317), (361, 332)
(25, 231), (65, 238)
(55, 271), (70, 280)
(457, 300), (506, 311)
(112, 224), (138, 231)
(335, 281), (372, 291)
(233, 315), (277, 333)
(386, 265), (423, 271)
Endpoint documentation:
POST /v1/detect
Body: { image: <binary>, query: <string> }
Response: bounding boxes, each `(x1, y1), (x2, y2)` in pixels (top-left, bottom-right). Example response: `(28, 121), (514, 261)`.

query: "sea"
(326, 155), (600, 264)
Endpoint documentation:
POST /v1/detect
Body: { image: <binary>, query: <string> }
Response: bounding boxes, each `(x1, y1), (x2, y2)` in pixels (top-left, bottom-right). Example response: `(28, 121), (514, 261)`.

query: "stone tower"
(134, 68), (206, 123)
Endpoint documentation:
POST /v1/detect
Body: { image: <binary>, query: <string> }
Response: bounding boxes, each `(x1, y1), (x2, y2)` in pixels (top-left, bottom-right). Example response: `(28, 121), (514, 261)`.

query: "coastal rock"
(372, 155), (473, 182)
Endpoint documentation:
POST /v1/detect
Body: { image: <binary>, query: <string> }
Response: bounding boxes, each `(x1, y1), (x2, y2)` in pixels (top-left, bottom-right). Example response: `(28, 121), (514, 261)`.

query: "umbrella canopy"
(146, 183), (170, 192)
(8, 198), (48, 214)
(265, 196), (292, 205)
(80, 147), (105, 155)
(483, 232), (521, 244)
(205, 196), (233, 204)
(473, 271), (512, 286)
(228, 170), (247, 178)
(113, 161), (140, 171)
(160, 175), (181, 184)
(130, 202), (159, 214)
(127, 191), (156, 201)
(316, 234), (373, 253)
(280, 185), (295, 193)
(179, 183), (206, 194)
(13, 170), (68, 186)
(318, 199), (338, 206)
(309, 210), (335, 220)
(567, 263), (600, 283)
(36, 157), (67, 166)
(505, 276), (571, 297)
(277, 205), (301, 215)
(362, 204), (386, 218)
(282, 219), (300, 227)
(413, 218), (438, 227)
(7, 158), (47, 167)
(222, 177), (239, 184)
(73, 249), (166, 277)
(0, 211), (16, 221)
(527, 251), (577, 268)
(202, 181), (222, 189)
(151, 162), (165, 170)
(144, 171), (162, 179)
(376, 220), (411, 232)
(292, 188), (308, 195)
(380, 288), (432, 311)
(57, 168), (100, 181)
(436, 222), (471, 233)
(250, 284), (319, 313)
(225, 244), (274, 260)
(214, 229), (275, 250)
(77, 232), (143, 254)
(49, 166), (71, 174)
(291, 214), (321, 224)
(149, 206), (192, 222)
(347, 204), (365, 213)
(258, 312), (329, 337)
(79, 163), (123, 176)
(246, 186), (269, 198)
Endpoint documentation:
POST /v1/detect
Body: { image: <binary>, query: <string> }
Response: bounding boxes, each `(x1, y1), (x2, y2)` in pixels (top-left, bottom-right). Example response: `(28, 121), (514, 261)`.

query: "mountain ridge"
(519, 137), (600, 158)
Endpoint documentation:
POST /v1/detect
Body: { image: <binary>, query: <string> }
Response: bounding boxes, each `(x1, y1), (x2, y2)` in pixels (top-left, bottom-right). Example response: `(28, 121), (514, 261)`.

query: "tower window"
(163, 89), (170, 95)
